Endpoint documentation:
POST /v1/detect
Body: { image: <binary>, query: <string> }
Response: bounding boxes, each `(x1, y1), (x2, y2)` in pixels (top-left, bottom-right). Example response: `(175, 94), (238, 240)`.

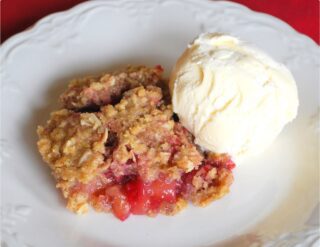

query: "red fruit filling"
(105, 186), (131, 221)
(70, 154), (235, 221)
(124, 175), (181, 215)
(38, 71), (237, 221)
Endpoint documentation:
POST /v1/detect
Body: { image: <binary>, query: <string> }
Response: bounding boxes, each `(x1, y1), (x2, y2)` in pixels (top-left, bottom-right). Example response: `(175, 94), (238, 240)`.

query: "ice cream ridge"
(170, 33), (299, 160)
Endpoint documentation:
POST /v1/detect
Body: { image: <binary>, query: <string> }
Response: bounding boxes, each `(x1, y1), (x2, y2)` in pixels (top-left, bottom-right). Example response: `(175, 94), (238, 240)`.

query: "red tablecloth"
(2, 0), (319, 44)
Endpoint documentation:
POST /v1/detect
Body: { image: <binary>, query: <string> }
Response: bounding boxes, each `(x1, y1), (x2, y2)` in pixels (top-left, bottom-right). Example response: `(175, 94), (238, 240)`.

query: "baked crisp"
(60, 65), (163, 111)
(37, 65), (235, 220)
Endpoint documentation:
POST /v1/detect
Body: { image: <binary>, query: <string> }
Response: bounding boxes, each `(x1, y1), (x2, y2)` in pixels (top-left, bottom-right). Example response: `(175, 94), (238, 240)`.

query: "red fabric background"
(1, 0), (319, 44)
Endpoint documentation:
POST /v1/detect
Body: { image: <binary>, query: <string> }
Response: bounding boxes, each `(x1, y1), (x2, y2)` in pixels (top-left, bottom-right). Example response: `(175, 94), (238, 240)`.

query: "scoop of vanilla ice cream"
(170, 33), (299, 159)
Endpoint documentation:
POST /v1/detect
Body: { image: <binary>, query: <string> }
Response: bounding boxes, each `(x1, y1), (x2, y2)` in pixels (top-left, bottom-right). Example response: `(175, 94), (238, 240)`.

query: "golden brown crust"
(37, 110), (109, 196)
(182, 153), (234, 207)
(60, 66), (163, 110)
(190, 168), (233, 207)
(37, 66), (234, 218)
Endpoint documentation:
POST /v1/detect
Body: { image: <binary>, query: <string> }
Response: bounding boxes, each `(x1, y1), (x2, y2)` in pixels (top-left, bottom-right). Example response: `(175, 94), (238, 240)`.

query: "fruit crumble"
(37, 66), (235, 221)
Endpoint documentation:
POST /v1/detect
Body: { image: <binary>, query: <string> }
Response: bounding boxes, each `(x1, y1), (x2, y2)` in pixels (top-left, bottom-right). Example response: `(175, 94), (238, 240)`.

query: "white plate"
(1, 0), (319, 246)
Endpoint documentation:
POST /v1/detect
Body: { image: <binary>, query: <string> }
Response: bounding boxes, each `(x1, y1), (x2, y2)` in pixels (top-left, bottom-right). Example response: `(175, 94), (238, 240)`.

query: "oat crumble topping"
(37, 65), (235, 220)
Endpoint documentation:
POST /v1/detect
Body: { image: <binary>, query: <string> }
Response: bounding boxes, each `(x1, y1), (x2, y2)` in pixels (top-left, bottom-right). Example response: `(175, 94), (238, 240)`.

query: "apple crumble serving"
(37, 66), (235, 221)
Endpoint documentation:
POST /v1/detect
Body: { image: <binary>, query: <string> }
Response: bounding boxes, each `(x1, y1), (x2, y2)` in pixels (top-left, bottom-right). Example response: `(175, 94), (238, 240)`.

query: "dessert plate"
(1, 0), (319, 246)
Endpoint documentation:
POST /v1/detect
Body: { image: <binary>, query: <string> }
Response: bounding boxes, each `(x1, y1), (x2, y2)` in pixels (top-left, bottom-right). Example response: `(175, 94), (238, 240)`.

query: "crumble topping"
(37, 65), (235, 220)
(60, 65), (163, 110)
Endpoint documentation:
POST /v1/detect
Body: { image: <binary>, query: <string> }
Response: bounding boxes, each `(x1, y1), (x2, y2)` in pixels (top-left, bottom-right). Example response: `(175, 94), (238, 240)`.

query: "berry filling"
(37, 66), (237, 221)
(124, 175), (181, 215)
(70, 154), (235, 221)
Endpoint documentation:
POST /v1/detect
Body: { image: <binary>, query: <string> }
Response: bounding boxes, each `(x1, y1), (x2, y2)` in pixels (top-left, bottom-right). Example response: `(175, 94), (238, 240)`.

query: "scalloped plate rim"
(1, 0), (319, 55)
